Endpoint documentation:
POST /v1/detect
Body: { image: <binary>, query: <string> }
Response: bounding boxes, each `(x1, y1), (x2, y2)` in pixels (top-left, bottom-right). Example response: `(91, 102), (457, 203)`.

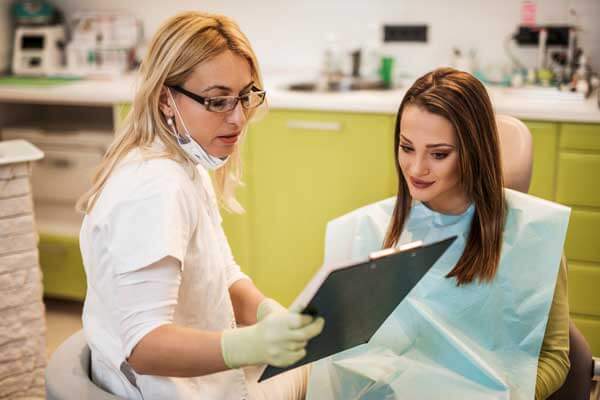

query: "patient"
(307, 68), (570, 400)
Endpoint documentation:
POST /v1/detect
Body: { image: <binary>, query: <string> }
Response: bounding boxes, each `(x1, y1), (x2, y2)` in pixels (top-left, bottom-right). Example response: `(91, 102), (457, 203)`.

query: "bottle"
(451, 48), (471, 73)
(379, 55), (395, 88)
(573, 52), (590, 96)
(361, 23), (382, 81)
(321, 33), (344, 90)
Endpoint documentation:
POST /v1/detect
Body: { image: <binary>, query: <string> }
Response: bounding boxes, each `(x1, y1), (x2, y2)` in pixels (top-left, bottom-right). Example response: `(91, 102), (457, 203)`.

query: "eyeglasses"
(168, 85), (266, 113)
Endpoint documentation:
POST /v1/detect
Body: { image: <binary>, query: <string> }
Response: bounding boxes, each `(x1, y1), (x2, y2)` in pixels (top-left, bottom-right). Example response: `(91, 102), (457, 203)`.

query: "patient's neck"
(424, 189), (471, 216)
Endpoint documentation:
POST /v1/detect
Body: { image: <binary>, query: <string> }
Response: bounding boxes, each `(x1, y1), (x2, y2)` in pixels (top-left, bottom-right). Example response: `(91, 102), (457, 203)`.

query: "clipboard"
(258, 236), (457, 382)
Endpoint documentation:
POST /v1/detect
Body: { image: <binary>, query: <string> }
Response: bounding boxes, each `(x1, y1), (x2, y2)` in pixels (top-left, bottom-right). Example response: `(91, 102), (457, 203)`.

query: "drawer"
(39, 233), (86, 300)
(31, 146), (103, 204)
(572, 316), (600, 357)
(556, 152), (600, 207)
(2, 127), (113, 149)
(560, 123), (600, 151)
(564, 209), (600, 263)
(568, 262), (600, 317)
(2, 128), (112, 204)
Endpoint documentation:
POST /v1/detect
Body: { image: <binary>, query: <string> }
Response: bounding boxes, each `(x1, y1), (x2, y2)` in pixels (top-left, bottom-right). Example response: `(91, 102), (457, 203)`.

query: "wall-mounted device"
(12, 25), (65, 76)
(512, 25), (576, 72)
(383, 24), (428, 43)
(514, 25), (572, 46)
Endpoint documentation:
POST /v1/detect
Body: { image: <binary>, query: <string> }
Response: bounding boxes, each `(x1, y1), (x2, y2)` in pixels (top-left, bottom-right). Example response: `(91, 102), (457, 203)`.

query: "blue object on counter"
(307, 188), (570, 400)
(473, 69), (512, 87)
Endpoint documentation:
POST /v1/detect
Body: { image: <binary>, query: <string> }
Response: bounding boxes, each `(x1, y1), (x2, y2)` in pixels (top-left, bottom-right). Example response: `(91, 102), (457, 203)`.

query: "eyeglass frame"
(167, 84), (266, 113)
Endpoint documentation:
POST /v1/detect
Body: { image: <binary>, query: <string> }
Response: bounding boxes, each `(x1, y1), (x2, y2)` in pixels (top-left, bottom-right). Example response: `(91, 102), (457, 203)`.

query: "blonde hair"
(77, 11), (265, 214)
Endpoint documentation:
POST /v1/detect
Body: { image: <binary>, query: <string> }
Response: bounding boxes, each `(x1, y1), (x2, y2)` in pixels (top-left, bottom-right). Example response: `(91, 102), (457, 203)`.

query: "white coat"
(80, 142), (250, 399)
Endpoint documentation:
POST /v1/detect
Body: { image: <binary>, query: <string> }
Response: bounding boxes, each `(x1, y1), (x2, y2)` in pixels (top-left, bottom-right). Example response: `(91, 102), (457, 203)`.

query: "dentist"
(77, 11), (323, 400)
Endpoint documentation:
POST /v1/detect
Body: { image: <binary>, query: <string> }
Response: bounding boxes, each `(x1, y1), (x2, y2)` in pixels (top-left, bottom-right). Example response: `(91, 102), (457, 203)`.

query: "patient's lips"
(410, 176), (434, 189)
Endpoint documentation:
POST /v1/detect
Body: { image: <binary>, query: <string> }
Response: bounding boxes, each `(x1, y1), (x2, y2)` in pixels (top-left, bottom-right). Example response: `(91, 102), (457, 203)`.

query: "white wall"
(53, 0), (600, 78)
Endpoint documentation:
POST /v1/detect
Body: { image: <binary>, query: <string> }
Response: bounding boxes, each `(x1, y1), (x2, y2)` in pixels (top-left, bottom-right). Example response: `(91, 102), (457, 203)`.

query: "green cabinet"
(553, 122), (600, 356)
(524, 121), (558, 200)
(223, 110), (396, 305)
(220, 168), (252, 278)
(113, 103), (131, 131)
(560, 123), (600, 151)
(557, 153), (600, 208)
(39, 233), (87, 300)
(565, 210), (600, 263)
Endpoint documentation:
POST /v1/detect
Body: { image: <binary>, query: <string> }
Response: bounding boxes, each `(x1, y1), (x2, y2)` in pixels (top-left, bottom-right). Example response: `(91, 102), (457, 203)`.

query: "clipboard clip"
(369, 240), (424, 261)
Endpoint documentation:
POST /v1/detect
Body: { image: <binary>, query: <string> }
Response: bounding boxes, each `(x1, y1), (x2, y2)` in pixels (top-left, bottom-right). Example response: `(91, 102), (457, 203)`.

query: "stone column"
(0, 141), (45, 399)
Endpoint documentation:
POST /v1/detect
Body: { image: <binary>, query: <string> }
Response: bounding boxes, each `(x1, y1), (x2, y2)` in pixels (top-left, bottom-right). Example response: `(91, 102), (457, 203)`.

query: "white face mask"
(167, 88), (228, 170)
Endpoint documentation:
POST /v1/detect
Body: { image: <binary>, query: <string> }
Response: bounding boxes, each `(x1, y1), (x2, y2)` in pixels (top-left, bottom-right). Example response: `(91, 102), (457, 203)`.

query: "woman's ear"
(158, 86), (174, 118)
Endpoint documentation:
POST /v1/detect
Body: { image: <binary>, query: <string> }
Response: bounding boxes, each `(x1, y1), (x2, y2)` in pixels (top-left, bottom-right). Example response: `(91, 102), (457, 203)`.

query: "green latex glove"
(221, 310), (324, 368)
(256, 298), (287, 322)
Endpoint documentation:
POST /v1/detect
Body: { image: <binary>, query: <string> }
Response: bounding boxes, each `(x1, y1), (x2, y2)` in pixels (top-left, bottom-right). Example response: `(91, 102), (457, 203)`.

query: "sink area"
(487, 85), (587, 103)
(286, 78), (394, 92)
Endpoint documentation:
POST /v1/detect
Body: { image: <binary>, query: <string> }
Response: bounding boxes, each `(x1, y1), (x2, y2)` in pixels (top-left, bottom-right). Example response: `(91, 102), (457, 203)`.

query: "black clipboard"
(258, 236), (457, 382)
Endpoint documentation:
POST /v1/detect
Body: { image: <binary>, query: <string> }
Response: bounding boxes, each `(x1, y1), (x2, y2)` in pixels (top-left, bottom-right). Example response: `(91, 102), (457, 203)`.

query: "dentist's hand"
(221, 309), (324, 368)
(256, 298), (287, 322)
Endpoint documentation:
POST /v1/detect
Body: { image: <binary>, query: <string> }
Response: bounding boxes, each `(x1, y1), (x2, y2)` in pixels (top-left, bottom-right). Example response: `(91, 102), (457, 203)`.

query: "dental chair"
(46, 330), (124, 400)
(496, 114), (599, 400)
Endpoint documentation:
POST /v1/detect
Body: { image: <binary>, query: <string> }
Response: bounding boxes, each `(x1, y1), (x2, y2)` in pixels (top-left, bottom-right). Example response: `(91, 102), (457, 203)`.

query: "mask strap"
(166, 88), (192, 141)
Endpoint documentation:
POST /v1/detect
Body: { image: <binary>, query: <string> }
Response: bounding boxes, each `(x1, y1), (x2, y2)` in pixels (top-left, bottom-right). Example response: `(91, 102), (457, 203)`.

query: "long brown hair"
(383, 67), (506, 285)
(77, 11), (265, 214)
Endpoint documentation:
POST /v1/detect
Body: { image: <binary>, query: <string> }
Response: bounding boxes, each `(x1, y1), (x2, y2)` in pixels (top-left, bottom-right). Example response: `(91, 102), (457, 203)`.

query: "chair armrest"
(594, 357), (600, 381)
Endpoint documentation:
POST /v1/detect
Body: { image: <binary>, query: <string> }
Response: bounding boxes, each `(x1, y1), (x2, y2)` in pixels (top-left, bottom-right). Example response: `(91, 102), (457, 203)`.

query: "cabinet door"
(246, 110), (396, 305)
(39, 233), (87, 300)
(572, 317), (600, 358)
(560, 123), (600, 151)
(113, 103), (131, 131)
(570, 261), (600, 357)
(564, 207), (600, 264)
(558, 122), (600, 356)
(220, 139), (252, 277)
(557, 153), (600, 208)
(524, 121), (558, 200)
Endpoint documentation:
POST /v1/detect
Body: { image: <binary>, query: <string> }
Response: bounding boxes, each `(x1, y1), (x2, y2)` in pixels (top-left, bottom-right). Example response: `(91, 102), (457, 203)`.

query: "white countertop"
(0, 75), (136, 106)
(1, 73), (599, 123)
(0, 140), (44, 165)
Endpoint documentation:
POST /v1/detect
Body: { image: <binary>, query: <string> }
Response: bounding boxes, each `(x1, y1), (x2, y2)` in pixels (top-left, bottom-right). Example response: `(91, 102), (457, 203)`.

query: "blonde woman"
(77, 11), (323, 400)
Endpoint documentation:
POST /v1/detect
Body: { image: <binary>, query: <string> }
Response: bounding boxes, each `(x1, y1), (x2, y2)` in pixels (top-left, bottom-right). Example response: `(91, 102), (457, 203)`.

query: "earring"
(167, 117), (174, 126)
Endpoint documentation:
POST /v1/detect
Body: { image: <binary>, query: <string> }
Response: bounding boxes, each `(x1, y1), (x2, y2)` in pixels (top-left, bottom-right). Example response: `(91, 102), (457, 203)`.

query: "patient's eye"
(400, 145), (413, 153)
(431, 152), (449, 160)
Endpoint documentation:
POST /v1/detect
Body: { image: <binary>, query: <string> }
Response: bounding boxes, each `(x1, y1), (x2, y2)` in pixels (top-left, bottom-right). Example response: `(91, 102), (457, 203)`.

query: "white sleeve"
(106, 176), (196, 274)
(116, 256), (181, 358)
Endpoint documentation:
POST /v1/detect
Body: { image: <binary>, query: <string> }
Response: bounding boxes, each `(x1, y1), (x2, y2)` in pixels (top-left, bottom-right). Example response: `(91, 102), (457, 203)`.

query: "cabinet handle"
(286, 120), (342, 132)
(41, 157), (73, 169)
